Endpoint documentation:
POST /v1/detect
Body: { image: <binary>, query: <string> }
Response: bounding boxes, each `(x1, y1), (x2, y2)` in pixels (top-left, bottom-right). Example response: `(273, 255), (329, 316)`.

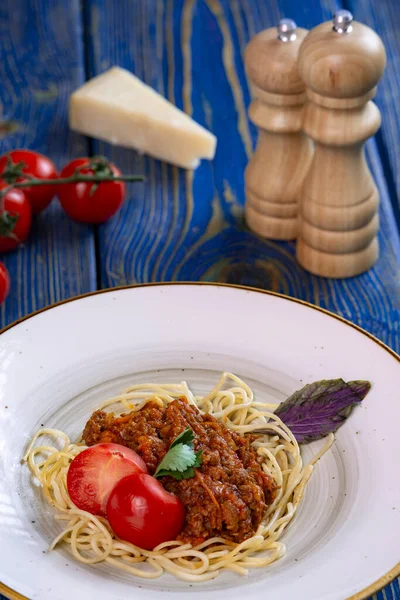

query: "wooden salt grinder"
(296, 11), (386, 278)
(244, 19), (312, 240)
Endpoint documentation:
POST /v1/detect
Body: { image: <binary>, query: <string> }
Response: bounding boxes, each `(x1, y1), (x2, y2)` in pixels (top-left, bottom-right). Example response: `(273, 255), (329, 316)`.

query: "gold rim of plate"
(0, 281), (399, 600)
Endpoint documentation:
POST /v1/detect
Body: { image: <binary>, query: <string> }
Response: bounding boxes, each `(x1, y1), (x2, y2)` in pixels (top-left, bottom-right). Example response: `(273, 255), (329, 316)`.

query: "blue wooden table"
(0, 1), (399, 599)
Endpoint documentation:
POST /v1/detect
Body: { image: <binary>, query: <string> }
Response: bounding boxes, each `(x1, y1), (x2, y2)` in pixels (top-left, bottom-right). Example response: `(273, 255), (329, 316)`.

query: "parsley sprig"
(154, 428), (203, 481)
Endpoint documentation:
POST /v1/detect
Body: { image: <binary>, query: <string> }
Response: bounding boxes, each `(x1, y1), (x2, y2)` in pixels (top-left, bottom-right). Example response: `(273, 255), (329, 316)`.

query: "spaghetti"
(23, 372), (333, 582)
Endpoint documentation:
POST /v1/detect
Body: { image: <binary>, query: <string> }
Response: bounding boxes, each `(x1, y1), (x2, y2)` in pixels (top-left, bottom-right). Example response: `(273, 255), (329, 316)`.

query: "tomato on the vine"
(107, 473), (185, 550)
(0, 183), (32, 252)
(58, 157), (126, 224)
(0, 263), (10, 304)
(0, 150), (58, 215)
(67, 443), (148, 517)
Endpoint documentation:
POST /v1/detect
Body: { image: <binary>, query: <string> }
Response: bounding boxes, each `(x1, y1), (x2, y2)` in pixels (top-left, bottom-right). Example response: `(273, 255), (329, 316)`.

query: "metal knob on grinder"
(332, 10), (354, 34)
(277, 18), (297, 42)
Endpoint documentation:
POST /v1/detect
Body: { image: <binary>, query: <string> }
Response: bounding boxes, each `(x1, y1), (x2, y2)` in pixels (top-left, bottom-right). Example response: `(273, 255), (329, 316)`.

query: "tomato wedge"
(107, 473), (185, 550)
(67, 443), (147, 517)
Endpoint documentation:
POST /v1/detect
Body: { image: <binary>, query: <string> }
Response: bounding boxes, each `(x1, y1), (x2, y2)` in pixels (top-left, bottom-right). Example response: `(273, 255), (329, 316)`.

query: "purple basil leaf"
(274, 379), (371, 444)
(347, 380), (371, 401)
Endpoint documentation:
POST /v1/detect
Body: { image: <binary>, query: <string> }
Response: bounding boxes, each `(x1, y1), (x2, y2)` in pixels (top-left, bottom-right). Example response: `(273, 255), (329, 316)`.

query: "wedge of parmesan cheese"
(69, 67), (217, 170)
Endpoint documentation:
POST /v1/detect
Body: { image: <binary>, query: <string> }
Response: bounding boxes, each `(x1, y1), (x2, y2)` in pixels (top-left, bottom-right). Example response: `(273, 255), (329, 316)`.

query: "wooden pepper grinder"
(296, 11), (386, 278)
(244, 19), (312, 240)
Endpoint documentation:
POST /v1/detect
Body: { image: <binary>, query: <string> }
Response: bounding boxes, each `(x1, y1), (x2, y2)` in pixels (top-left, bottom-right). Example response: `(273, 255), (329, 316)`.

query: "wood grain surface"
(0, 1), (399, 598)
(0, 0), (96, 327)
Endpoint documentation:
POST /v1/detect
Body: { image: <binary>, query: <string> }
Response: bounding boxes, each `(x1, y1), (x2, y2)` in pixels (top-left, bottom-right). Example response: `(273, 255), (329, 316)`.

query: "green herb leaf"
(154, 428), (203, 480)
(192, 449), (203, 468)
(157, 444), (196, 472)
(156, 450), (203, 481)
(170, 428), (194, 449)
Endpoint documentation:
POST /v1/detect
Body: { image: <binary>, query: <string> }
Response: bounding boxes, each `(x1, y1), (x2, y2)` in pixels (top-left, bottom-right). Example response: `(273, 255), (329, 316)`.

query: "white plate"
(0, 283), (399, 600)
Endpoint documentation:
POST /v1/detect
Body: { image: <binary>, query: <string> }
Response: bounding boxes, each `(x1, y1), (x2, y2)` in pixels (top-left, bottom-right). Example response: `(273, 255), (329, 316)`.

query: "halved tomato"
(67, 443), (147, 517)
(106, 473), (185, 550)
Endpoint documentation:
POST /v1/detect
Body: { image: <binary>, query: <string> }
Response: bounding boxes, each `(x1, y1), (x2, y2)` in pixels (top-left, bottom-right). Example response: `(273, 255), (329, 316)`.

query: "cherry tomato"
(67, 443), (148, 517)
(0, 263), (10, 304)
(0, 183), (32, 252)
(58, 157), (126, 224)
(0, 150), (58, 214)
(107, 473), (185, 550)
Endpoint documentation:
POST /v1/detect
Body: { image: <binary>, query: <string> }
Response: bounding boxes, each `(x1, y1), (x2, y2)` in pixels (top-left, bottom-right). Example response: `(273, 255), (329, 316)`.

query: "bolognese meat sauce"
(83, 398), (277, 545)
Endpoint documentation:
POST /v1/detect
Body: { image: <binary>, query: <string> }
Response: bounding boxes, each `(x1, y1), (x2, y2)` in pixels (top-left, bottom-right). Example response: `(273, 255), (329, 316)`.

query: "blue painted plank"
(0, 0), (96, 329)
(344, 0), (400, 229)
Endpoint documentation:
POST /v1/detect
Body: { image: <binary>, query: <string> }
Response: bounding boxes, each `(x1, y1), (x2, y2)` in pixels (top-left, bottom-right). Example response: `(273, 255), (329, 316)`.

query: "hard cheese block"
(69, 67), (217, 169)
